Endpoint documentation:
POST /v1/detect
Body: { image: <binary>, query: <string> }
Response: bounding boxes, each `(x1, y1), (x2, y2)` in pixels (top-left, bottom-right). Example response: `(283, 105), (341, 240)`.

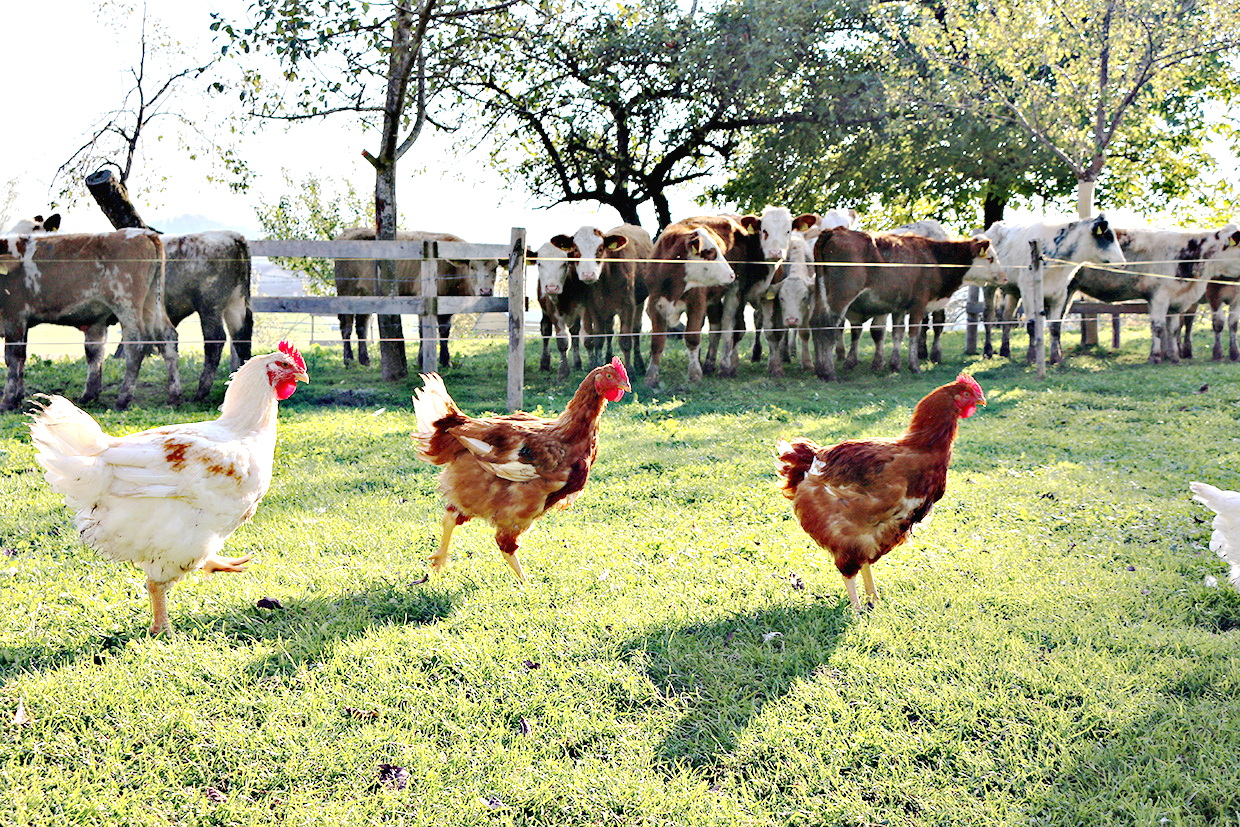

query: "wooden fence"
(248, 230), (528, 411)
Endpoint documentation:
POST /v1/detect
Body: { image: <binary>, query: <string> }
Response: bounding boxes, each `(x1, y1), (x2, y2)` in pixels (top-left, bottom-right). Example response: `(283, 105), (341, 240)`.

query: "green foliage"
(4, 329), (1240, 824)
(254, 171), (373, 295)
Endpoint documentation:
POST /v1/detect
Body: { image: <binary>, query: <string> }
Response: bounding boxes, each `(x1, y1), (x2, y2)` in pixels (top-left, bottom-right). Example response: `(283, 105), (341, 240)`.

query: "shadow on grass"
(624, 597), (851, 773)
(0, 579), (466, 684)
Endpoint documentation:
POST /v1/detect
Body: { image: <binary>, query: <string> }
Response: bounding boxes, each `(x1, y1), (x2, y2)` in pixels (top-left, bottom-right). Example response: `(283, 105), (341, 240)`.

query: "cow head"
(961, 237), (1007, 286)
(535, 240), (576, 296)
(774, 232), (815, 327)
(1206, 224), (1240, 281)
(5, 213), (61, 234)
(740, 206), (815, 263)
(554, 226), (630, 284)
(683, 227), (736, 287)
(1087, 214), (1125, 264)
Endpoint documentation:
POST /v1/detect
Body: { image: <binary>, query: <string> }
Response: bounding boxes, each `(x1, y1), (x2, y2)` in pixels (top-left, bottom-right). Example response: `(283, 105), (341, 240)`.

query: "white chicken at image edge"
(1190, 481), (1240, 588)
(28, 341), (309, 634)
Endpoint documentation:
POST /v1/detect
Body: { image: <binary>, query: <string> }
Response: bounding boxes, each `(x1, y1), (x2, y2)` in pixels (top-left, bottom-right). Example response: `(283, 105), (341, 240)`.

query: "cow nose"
(479, 287), (493, 296)
(785, 317), (801, 327)
(544, 285), (560, 295)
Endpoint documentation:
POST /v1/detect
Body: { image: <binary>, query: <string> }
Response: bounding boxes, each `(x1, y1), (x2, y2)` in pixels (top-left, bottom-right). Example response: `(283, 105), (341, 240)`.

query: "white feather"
(1190, 481), (1240, 588)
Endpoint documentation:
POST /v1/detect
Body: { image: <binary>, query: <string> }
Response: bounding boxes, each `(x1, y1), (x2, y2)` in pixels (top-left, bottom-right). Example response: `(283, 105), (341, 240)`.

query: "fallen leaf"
(376, 763), (409, 790)
(11, 698), (30, 726)
(204, 787), (226, 804)
(522, 660), (540, 671)
(762, 631), (784, 644)
(255, 597), (283, 610)
(1205, 575), (1220, 588)
(343, 706), (379, 720)
(1195, 383), (1210, 394)
(787, 571), (806, 591)
(519, 717), (532, 736)
(481, 795), (504, 810)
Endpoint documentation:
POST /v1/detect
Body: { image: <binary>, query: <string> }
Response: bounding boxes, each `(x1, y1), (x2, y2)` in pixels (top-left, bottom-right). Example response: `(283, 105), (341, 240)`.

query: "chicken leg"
(147, 579), (170, 635)
(496, 528), (528, 584)
(428, 510), (460, 573)
(860, 562), (879, 604)
(843, 576), (864, 614)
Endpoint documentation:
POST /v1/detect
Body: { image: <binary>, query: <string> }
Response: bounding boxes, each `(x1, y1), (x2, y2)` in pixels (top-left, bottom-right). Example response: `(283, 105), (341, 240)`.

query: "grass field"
(2, 322), (1239, 826)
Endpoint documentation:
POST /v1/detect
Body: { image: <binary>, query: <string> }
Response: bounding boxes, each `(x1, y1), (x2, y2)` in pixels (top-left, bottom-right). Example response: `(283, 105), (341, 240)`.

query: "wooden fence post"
(507, 228), (527, 412)
(419, 241), (439, 373)
(1029, 240), (1046, 379)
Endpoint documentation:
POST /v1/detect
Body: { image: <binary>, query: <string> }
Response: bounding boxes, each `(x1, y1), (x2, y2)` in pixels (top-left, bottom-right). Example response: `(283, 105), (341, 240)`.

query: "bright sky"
(5, 0), (673, 246)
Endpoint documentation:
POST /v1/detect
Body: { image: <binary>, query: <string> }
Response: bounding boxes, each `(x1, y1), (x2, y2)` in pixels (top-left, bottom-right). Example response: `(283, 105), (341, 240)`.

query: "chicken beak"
(293, 371), (310, 384)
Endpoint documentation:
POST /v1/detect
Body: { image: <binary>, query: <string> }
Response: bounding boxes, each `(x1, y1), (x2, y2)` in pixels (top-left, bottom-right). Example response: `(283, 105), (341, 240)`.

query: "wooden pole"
(507, 228), (527, 412)
(84, 168), (153, 230)
(419, 241), (439, 373)
(1029, 240), (1046, 379)
(964, 285), (980, 355)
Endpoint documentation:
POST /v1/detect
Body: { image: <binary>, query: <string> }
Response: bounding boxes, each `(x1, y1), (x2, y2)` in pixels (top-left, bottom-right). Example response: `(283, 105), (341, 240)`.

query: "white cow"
(983, 215), (1126, 364)
(1075, 224), (1240, 363)
(529, 240), (587, 382)
(5, 213), (61, 234)
(761, 230), (816, 377)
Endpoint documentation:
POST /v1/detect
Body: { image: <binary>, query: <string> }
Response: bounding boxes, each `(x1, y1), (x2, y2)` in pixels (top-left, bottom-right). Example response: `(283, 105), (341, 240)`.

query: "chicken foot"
(843, 563), (880, 614)
(201, 553), (253, 574)
(496, 529), (528, 585)
(860, 562), (879, 604)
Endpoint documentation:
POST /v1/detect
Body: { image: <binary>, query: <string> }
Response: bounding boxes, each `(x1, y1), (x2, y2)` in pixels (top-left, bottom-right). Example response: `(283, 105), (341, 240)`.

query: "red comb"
(278, 340), (306, 372)
(611, 356), (629, 385)
(955, 372), (983, 395)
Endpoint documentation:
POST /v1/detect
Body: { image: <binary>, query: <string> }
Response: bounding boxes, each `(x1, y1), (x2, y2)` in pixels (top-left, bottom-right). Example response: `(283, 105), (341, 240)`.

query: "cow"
(528, 240), (588, 382)
(0, 230), (180, 411)
(1202, 274), (1240, 362)
(550, 224), (652, 376)
(981, 215), (1125, 364)
(642, 216), (741, 387)
(5, 213), (61, 234)
(760, 230), (816, 377)
(712, 207), (819, 378)
(809, 228), (1004, 379)
(333, 228), (501, 368)
(892, 219), (952, 361)
(1073, 224), (1240, 364)
(160, 232), (254, 400)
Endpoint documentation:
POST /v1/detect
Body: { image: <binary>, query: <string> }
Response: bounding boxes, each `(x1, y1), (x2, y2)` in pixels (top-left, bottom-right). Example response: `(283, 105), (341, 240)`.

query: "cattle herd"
(1, 208), (1238, 410)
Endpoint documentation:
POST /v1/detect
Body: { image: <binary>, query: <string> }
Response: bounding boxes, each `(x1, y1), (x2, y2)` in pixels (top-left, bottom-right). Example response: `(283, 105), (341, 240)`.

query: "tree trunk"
(1076, 177), (1100, 345)
(375, 163), (408, 381)
(84, 168), (153, 230)
(982, 191), (1005, 231)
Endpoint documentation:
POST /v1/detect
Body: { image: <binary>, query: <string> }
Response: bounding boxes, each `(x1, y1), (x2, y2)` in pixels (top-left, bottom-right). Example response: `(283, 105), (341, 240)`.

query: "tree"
(457, 0), (882, 230)
(213, 0), (522, 380)
(254, 171), (374, 295)
(54, 2), (248, 212)
(894, 0), (1240, 218)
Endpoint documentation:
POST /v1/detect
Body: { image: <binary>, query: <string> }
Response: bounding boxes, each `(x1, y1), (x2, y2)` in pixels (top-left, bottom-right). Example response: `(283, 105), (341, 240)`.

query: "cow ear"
(738, 215), (761, 234)
(1227, 230), (1240, 249)
(43, 213), (61, 231)
(687, 233), (703, 255)
(604, 234), (629, 251)
(1092, 215), (1109, 236)
(793, 213), (818, 232)
(526, 248), (538, 262)
(550, 234), (575, 252)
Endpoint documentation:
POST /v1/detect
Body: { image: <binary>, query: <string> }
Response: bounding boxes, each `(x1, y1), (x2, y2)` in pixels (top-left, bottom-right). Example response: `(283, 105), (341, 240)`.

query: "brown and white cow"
(642, 216), (741, 387)
(1074, 224), (1240, 363)
(550, 224), (652, 376)
(760, 230), (816, 377)
(1201, 274), (1240, 362)
(161, 231), (254, 400)
(0, 230), (180, 410)
(333, 228), (500, 367)
(810, 228), (1003, 379)
(711, 207), (819, 377)
(529, 240), (588, 382)
(5, 214), (61, 234)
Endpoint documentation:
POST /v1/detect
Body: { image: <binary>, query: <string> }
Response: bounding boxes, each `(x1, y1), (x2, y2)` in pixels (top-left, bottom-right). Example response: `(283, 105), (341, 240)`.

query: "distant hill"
(149, 213), (261, 236)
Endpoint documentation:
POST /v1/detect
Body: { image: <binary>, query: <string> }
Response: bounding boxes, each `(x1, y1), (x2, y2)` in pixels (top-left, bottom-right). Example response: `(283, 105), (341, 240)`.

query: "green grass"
(3, 324), (1240, 826)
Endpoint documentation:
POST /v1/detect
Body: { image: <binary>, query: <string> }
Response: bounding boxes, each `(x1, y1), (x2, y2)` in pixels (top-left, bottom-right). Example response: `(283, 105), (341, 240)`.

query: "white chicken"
(29, 341), (309, 634)
(1189, 481), (1240, 588)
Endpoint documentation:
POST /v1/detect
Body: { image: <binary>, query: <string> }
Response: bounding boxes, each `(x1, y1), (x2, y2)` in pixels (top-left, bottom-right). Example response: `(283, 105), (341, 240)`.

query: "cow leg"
(686, 301), (708, 384)
(1213, 305), (1226, 361)
(627, 304), (646, 376)
(765, 317), (787, 378)
(1147, 295), (1173, 364)
(846, 320), (864, 370)
(1229, 302), (1240, 362)
(339, 314), (355, 364)
(81, 321), (109, 405)
(438, 314), (453, 367)
(195, 311), (227, 401)
(905, 312), (925, 373)
(890, 316), (908, 372)
(1000, 293), (1017, 359)
(702, 298), (724, 376)
(356, 314), (371, 366)
(116, 324), (146, 411)
(2, 327), (28, 412)
(751, 304), (764, 363)
(553, 316), (573, 382)
(1179, 309), (1195, 360)
(811, 309), (842, 382)
(157, 320), (182, 406)
(798, 327), (813, 370)
(539, 313), (553, 372)
(645, 300), (667, 388)
(981, 286), (995, 358)
(929, 310), (944, 362)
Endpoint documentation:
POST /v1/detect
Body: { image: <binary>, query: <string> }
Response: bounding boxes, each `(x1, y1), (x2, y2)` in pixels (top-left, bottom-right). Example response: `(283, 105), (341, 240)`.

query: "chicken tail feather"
(28, 395), (110, 502)
(1191, 481), (1240, 588)
(775, 438), (819, 498)
(412, 374), (458, 462)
